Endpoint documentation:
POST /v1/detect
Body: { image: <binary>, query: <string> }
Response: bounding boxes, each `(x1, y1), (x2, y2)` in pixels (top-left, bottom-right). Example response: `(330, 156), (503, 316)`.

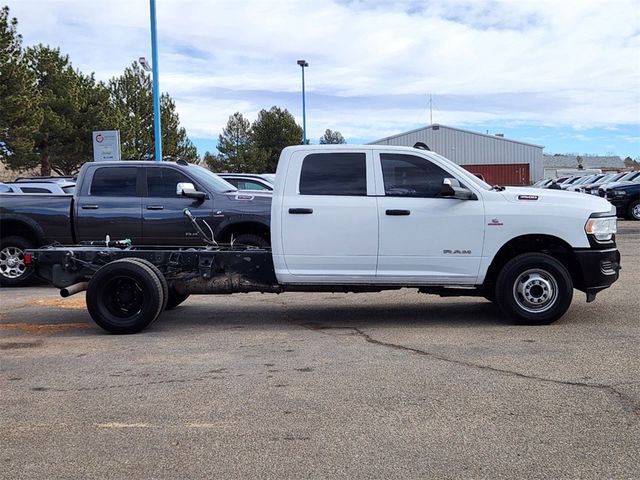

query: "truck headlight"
(585, 216), (617, 242)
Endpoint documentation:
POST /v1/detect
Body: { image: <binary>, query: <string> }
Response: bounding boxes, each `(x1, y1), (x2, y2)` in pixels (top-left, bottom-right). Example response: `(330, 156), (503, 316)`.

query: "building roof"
(543, 154), (624, 169)
(371, 124), (544, 149)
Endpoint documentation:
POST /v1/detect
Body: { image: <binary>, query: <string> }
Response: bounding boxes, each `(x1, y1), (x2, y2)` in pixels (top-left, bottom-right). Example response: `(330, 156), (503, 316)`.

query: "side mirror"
(439, 178), (477, 200)
(176, 182), (206, 201)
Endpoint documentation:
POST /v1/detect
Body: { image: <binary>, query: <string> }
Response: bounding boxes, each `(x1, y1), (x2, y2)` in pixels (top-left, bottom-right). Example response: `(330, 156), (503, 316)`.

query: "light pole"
(297, 60), (308, 144)
(145, 0), (161, 161)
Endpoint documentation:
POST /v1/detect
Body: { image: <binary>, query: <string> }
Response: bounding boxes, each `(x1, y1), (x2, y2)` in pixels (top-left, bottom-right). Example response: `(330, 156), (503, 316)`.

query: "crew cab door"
(142, 166), (213, 245)
(374, 151), (485, 284)
(75, 166), (143, 243)
(278, 150), (378, 281)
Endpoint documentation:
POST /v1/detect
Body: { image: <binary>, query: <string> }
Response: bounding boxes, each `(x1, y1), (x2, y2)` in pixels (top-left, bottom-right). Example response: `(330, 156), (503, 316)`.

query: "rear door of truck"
(74, 165), (143, 243)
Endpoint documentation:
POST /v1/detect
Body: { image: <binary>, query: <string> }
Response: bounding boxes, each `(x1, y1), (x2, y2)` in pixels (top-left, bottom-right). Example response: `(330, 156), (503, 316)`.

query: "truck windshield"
(188, 165), (238, 193)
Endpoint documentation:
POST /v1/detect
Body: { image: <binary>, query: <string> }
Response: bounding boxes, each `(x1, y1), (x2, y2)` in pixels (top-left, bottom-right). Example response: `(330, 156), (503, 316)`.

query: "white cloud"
(6, 0), (640, 145)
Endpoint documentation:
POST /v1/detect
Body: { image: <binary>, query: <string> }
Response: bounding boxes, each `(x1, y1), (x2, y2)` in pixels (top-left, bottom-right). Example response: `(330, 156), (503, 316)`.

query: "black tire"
(166, 287), (190, 310)
(121, 258), (169, 313)
(0, 236), (36, 287)
(495, 253), (573, 325)
(233, 234), (269, 248)
(86, 259), (165, 334)
(627, 199), (640, 221)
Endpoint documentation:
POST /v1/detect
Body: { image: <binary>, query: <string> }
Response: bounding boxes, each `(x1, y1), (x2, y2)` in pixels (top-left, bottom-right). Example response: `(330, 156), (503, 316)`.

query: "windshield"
(188, 165), (238, 193)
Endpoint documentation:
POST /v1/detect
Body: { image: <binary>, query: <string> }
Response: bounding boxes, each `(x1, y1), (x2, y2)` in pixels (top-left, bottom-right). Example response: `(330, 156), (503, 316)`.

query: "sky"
(6, 0), (640, 158)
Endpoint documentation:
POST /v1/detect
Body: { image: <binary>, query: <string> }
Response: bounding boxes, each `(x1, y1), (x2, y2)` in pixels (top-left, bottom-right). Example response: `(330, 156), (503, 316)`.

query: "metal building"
(370, 124), (544, 185)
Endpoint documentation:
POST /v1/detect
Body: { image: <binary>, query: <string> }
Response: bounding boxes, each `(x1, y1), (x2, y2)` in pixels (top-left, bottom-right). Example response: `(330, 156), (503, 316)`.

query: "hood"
(499, 186), (614, 215)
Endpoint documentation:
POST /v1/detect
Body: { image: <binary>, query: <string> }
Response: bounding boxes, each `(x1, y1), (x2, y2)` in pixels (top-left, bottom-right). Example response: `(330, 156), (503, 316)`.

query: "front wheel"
(495, 253), (573, 325)
(0, 236), (36, 287)
(627, 199), (640, 221)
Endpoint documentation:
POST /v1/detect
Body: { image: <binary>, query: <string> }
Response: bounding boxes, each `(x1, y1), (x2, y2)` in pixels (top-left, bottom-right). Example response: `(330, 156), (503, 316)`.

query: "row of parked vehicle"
(533, 171), (640, 221)
(0, 176), (77, 194)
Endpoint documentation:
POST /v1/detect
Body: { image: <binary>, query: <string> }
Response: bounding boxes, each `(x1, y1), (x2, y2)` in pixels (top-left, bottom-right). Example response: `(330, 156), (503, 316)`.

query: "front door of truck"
(374, 151), (485, 284)
(142, 166), (214, 245)
(279, 150), (378, 281)
(75, 166), (143, 244)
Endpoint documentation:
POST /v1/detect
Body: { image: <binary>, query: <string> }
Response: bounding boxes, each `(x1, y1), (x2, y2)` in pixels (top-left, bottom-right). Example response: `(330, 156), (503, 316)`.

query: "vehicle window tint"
(238, 180), (270, 191)
(20, 187), (51, 193)
(299, 153), (366, 196)
(147, 168), (193, 197)
(381, 153), (452, 197)
(224, 178), (240, 188)
(91, 168), (138, 196)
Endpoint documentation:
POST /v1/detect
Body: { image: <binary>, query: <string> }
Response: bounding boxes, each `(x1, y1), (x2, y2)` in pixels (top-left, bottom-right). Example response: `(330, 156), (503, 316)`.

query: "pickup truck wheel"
(166, 287), (190, 310)
(233, 234), (269, 248)
(120, 258), (169, 313)
(0, 236), (35, 287)
(496, 253), (573, 325)
(86, 259), (165, 334)
(627, 200), (640, 220)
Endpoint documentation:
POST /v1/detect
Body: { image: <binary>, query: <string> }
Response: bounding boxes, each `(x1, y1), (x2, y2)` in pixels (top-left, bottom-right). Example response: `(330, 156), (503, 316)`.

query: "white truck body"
(271, 145), (614, 286)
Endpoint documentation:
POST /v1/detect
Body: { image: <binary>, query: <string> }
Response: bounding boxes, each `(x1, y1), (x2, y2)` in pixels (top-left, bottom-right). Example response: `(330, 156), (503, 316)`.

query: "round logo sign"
(96, 134), (104, 143)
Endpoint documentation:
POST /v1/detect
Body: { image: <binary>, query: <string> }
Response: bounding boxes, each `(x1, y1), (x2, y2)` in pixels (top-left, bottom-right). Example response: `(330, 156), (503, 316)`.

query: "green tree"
(0, 6), (42, 172)
(252, 106), (302, 172)
(24, 45), (112, 175)
(215, 112), (268, 172)
(109, 62), (198, 163)
(319, 129), (346, 144)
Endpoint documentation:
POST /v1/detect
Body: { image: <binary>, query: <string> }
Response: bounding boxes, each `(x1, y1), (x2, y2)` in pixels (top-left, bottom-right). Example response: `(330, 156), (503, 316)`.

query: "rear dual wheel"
(86, 259), (166, 334)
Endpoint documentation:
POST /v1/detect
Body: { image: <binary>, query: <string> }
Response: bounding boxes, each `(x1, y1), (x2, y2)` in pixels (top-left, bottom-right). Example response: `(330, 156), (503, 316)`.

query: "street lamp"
(297, 59), (309, 145)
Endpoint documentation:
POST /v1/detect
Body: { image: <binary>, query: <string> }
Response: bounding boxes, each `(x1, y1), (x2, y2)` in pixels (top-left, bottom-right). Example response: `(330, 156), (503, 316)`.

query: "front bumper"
(608, 198), (630, 216)
(573, 247), (620, 301)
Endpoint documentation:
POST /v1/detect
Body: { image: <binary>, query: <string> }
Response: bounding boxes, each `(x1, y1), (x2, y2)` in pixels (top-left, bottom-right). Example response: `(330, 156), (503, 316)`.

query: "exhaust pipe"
(60, 282), (88, 298)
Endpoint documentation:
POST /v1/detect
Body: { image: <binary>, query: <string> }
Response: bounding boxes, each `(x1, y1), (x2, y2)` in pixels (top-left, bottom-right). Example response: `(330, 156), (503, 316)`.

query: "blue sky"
(7, 0), (640, 159)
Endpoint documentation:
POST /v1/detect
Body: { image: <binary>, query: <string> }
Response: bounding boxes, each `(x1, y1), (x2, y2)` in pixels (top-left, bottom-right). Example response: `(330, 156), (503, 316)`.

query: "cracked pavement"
(1, 221), (638, 479)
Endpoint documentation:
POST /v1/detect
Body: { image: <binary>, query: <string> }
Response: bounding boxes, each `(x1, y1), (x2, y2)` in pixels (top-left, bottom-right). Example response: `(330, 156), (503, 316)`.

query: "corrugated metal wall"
(371, 126), (544, 182)
(462, 164), (530, 186)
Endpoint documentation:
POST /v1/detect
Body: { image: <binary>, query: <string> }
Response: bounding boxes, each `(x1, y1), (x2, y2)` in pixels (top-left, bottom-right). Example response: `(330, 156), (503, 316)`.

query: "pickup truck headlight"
(585, 216), (617, 242)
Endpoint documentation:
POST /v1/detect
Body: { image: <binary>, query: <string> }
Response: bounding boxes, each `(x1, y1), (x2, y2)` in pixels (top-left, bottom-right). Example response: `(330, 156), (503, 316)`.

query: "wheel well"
(484, 235), (583, 290)
(218, 222), (271, 244)
(0, 220), (39, 245)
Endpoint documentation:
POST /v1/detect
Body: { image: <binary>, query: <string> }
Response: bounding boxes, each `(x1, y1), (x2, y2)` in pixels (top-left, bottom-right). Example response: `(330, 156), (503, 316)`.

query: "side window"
(147, 168), (193, 197)
(381, 153), (452, 198)
(299, 153), (367, 196)
(20, 187), (51, 193)
(90, 168), (138, 196)
(238, 180), (270, 191)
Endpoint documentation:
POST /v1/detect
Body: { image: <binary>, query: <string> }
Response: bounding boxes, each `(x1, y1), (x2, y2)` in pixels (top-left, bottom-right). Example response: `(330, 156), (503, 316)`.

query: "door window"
(90, 168), (138, 196)
(147, 168), (193, 197)
(381, 153), (452, 197)
(299, 153), (367, 196)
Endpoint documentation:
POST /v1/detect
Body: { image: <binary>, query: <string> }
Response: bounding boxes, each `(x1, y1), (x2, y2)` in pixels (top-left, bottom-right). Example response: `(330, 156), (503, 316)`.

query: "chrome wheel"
(0, 246), (26, 279)
(632, 203), (640, 220)
(512, 268), (558, 314)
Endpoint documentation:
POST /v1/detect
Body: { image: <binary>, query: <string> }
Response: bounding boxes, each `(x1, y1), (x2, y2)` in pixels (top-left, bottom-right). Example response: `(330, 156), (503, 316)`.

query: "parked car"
(217, 173), (274, 192)
(566, 174), (608, 192)
(560, 174), (601, 190)
(598, 171), (640, 197)
(605, 183), (640, 220)
(578, 172), (626, 195)
(0, 161), (271, 286)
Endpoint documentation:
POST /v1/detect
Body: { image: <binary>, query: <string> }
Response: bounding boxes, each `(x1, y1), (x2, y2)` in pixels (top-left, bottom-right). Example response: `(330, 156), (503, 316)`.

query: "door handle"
(146, 205), (164, 210)
(289, 208), (313, 214)
(81, 205), (99, 210)
(386, 209), (410, 216)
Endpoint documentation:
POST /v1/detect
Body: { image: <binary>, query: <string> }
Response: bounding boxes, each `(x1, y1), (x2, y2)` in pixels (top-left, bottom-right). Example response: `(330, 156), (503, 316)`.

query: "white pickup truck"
(27, 145), (621, 334)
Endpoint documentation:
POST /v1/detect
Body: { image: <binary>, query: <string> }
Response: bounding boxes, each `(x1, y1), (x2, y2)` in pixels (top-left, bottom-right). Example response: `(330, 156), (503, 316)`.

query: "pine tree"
(252, 106), (302, 172)
(215, 112), (268, 172)
(319, 129), (346, 144)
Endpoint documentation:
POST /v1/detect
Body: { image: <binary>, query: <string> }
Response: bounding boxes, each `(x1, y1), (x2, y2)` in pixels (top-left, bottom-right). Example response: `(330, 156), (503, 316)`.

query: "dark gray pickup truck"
(0, 161), (271, 286)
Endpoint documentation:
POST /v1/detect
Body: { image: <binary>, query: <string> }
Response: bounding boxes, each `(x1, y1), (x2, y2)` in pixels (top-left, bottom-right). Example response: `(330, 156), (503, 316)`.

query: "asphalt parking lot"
(1, 222), (638, 479)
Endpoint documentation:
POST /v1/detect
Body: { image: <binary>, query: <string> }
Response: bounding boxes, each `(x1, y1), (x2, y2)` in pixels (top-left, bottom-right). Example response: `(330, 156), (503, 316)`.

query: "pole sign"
(92, 130), (122, 161)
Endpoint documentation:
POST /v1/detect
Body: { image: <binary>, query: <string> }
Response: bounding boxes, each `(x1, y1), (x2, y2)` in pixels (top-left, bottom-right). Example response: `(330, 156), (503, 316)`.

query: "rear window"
(20, 187), (52, 193)
(90, 168), (138, 196)
(299, 153), (367, 196)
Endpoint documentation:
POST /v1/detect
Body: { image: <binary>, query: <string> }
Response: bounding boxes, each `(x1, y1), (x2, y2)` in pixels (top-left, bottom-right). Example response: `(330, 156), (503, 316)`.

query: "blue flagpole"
(150, 0), (162, 161)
